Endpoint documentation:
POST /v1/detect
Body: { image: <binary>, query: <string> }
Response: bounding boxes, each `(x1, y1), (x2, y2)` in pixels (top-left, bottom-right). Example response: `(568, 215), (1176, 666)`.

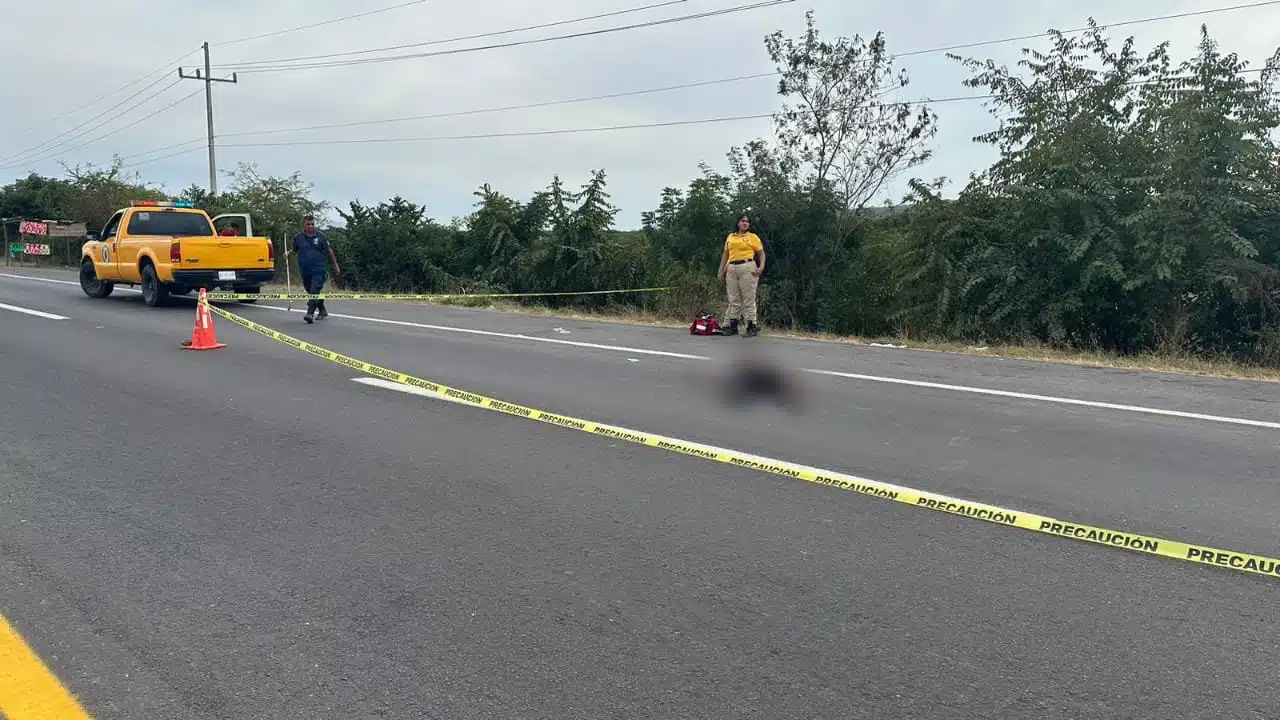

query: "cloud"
(1, 0), (1275, 227)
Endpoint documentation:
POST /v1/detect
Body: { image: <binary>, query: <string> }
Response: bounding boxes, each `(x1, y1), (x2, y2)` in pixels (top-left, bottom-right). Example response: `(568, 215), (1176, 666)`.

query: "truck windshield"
(125, 211), (214, 237)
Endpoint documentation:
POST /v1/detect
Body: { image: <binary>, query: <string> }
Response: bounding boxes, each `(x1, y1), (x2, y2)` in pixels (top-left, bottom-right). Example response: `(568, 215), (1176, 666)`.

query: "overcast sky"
(2, 1), (1276, 228)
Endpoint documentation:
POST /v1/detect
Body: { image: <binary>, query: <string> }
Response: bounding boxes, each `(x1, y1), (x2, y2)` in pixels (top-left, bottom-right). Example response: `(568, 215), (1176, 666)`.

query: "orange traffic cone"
(183, 289), (226, 350)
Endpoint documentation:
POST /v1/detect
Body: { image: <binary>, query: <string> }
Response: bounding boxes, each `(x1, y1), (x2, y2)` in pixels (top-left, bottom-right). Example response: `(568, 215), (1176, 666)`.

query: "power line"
(119, 114), (776, 168)
(195, 0), (795, 74)
(46, 2), (723, 170)
(117, 67), (1270, 170)
(113, 62), (1273, 169)
(895, 0), (1280, 60)
(0, 89), (204, 172)
(66, 4), (775, 165)
(119, 71), (783, 161)
(207, 0), (1280, 75)
(8, 48), (200, 137)
(0, 75), (183, 166)
(118, 146), (240, 170)
(109, 94), (1025, 167)
(11, 0), (1275, 164)
(216, 0), (690, 68)
(114, 0), (1280, 158)
(40, 1), (1280, 173)
(211, 0), (433, 47)
(5, 2), (436, 141)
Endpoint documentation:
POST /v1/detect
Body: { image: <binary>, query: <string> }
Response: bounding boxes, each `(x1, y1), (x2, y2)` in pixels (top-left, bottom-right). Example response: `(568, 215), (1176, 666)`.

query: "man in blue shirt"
(291, 215), (340, 323)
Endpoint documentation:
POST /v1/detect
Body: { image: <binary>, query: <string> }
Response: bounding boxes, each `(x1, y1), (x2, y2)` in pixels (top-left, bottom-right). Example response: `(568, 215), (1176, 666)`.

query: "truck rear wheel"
(79, 259), (114, 299)
(140, 264), (170, 307)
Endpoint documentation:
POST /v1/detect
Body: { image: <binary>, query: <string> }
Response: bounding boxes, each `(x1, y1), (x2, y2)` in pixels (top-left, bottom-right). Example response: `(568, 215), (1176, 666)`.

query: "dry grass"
(256, 281), (1280, 383)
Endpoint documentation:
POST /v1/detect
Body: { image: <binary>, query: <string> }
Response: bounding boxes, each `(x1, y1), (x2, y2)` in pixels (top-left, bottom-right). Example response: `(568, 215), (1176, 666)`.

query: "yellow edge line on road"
(0, 612), (92, 719)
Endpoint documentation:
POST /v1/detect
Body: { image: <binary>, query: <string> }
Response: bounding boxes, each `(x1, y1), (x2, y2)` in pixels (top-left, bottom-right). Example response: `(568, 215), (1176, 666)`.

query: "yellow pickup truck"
(79, 200), (276, 306)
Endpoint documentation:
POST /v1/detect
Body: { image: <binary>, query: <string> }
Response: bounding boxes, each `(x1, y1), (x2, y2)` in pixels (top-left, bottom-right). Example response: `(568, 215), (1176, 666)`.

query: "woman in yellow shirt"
(716, 213), (766, 336)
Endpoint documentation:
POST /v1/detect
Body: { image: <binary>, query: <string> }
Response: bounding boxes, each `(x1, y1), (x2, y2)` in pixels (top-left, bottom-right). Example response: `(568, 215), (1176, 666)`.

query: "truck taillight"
(170, 242), (181, 263)
(267, 240), (275, 262)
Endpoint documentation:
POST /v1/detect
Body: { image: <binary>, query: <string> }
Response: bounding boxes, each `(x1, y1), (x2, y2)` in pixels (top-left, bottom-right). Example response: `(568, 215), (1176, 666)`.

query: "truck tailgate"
(177, 236), (273, 269)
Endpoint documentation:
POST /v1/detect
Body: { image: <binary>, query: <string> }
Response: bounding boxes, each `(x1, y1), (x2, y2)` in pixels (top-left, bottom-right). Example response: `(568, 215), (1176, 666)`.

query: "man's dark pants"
(301, 266), (327, 316)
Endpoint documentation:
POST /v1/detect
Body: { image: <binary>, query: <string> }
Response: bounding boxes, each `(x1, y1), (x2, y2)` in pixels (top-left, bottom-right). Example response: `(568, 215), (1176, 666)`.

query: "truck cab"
(79, 201), (276, 306)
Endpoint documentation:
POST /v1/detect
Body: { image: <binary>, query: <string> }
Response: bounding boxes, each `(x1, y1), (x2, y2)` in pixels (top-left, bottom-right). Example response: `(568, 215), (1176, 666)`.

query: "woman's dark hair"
(731, 213), (752, 232)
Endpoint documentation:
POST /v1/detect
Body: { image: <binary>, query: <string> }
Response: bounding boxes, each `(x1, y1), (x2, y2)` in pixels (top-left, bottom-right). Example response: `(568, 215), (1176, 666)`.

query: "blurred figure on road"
(712, 342), (804, 412)
(716, 213), (766, 337)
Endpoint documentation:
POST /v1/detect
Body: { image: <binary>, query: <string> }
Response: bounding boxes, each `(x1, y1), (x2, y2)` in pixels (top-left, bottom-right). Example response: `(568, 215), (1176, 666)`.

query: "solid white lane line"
(2, 270), (1273, 429)
(288, 303), (1276, 430)
(0, 271), (142, 295)
(0, 302), (67, 320)
(255, 303), (711, 360)
(802, 369), (1280, 430)
(0, 272), (79, 286)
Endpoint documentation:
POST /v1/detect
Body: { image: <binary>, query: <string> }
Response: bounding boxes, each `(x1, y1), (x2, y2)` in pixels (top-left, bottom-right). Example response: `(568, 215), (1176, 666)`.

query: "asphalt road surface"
(0, 267), (1277, 719)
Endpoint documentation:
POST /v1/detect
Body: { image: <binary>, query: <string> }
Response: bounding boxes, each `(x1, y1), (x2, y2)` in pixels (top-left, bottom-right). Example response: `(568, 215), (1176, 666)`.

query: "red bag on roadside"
(690, 311), (720, 336)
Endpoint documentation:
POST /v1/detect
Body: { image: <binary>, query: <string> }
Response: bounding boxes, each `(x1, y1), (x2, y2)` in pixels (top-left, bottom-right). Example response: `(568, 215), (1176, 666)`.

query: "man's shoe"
(304, 311), (315, 324)
(745, 322), (759, 337)
(318, 304), (328, 319)
(723, 319), (739, 336)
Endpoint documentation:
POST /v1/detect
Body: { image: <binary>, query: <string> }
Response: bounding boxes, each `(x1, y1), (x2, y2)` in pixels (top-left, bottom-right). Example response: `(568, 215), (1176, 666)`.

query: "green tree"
(0, 173), (71, 222)
(337, 196), (455, 292)
(1127, 27), (1280, 357)
(457, 183), (535, 289)
(216, 162), (330, 267)
(5, 10), (1276, 366)
(641, 165), (734, 268)
(912, 19), (1280, 359)
(518, 171), (619, 299)
(764, 9), (937, 214)
(932, 21), (1167, 348)
(59, 158), (159, 232)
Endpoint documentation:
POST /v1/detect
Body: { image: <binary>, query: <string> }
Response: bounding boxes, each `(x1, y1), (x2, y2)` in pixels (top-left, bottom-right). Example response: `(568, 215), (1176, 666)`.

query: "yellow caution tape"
(204, 301), (1280, 580)
(203, 286), (674, 302)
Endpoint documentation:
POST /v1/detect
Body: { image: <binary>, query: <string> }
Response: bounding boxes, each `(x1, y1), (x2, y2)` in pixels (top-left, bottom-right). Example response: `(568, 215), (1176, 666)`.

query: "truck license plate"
(217, 271), (236, 280)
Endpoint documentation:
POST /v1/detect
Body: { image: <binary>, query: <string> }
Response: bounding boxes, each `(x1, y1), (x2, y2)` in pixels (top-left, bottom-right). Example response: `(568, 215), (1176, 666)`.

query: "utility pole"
(178, 42), (237, 195)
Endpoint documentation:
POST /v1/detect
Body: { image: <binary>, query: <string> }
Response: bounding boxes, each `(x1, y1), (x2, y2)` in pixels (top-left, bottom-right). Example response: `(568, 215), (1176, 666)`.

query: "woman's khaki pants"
(725, 261), (758, 323)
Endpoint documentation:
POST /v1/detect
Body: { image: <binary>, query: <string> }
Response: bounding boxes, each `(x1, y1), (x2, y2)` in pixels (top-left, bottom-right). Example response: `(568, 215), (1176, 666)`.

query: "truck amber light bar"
(132, 200), (195, 208)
